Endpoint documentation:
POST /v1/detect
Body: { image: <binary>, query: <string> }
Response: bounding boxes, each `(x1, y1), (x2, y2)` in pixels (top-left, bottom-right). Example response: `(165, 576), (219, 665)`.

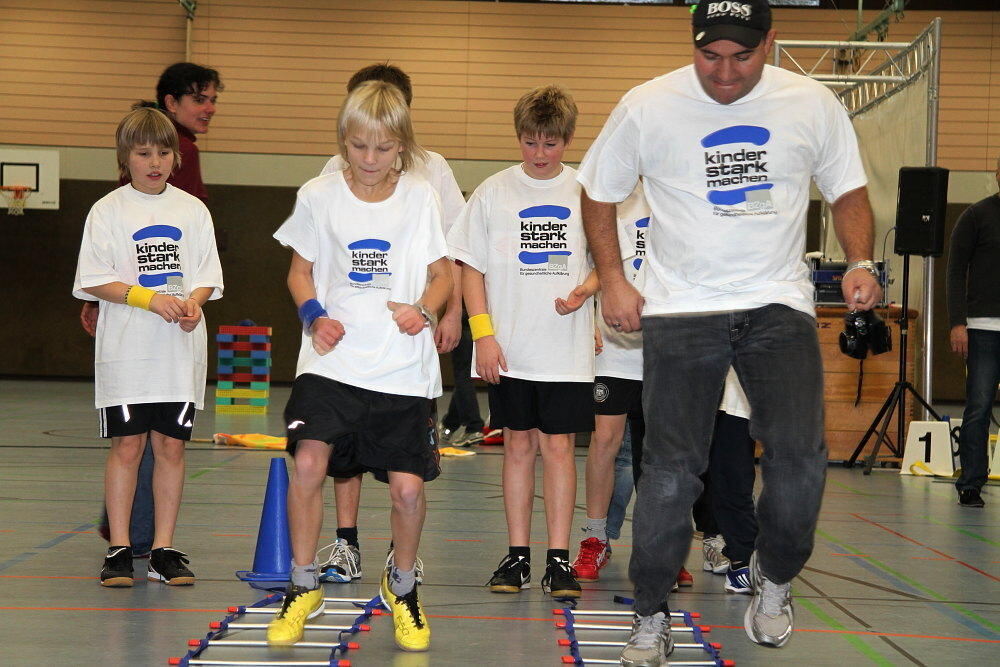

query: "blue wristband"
(298, 299), (328, 330)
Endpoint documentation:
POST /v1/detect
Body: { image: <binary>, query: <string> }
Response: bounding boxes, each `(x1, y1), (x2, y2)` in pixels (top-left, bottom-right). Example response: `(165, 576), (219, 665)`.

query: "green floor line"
(828, 480), (873, 496)
(796, 597), (895, 666)
(816, 528), (1000, 634)
(922, 515), (999, 547)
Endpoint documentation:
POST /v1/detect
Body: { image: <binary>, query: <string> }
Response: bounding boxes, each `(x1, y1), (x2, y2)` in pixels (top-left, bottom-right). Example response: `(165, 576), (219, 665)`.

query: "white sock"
(584, 516), (608, 543)
(291, 561), (318, 589)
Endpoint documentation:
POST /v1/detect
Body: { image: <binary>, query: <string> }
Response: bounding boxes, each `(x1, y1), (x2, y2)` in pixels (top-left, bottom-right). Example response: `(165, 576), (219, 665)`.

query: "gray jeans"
(630, 304), (827, 615)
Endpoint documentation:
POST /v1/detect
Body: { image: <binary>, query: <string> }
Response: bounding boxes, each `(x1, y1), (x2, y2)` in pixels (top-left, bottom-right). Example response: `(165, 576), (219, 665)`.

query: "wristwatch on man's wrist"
(845, 259), (879, 280)
(416, 302), (437, 328)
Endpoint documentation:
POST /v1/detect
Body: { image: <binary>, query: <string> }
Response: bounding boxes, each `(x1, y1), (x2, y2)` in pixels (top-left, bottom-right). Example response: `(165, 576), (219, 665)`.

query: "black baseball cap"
(692, 1), (772, 49)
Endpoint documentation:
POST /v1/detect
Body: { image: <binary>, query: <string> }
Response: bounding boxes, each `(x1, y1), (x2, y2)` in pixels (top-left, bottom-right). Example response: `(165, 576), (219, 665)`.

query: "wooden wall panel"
(2, 1), (997, 171)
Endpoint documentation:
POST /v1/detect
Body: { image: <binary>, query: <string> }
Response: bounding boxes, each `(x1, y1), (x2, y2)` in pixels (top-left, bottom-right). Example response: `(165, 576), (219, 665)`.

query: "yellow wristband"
(125, 285), (156, 310)
(469, 313), (495, 341)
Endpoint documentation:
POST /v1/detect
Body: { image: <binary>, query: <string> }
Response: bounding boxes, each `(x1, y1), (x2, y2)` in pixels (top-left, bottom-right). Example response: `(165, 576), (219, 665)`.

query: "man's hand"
(842, 270), (882, 311)
(311, 317), (345, 355)
(434, 310), (461, 353)
(387, 301), (427, 336)
(601, 278), (644, 333)
(555, 283), (595, 316)
(178, 299), (203, 333)
(80, 302), (99, 337)
(474, 336), (507, 384)
(148, 294), (188, 323)
(950, 324), (969, 359)
(594, 327), (604, 356)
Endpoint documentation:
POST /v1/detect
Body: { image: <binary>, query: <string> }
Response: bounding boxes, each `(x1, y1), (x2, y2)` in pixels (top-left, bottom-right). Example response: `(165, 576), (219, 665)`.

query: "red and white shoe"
(671, 566), (694, 591)
(572, 537), (610, 582)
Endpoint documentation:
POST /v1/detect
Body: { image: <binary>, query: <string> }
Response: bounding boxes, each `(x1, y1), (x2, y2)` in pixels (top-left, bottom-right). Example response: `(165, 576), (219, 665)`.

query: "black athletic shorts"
(284, 373), (439, 483)
(594, 376), (643, 416)
(487, 376), (594, 434)
(98, 402), (196, 441)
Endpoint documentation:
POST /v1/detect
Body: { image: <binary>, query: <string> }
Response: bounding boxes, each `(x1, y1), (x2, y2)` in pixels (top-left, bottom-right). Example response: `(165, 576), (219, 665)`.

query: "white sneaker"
(620, 611), (674, 666)
(317, 538), (361, 583)
(702, 534), (730, 574)
(744, 553), (794, 647)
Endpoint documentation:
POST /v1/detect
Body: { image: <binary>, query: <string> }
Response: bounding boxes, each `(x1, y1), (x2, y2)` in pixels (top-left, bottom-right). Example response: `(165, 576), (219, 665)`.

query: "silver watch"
(845, 260), (879, 280)
(416, 302), (437, 328)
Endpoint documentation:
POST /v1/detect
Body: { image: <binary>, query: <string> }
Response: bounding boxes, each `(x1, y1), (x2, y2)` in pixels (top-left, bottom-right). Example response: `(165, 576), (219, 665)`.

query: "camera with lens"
(839, 309), (892, 360)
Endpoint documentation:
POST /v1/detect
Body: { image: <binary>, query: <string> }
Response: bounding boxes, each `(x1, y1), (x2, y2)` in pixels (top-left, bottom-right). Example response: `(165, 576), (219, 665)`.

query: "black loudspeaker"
(893, 166), (949, 257)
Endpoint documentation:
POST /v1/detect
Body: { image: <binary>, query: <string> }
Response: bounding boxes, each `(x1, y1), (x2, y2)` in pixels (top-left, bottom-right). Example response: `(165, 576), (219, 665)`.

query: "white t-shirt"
(274, 171), (448, 399)
(321, 151), (465, 237)
(448, 165), (595, 382)
(596, 184), (649, 381)
(719, 367), (751, 419)
(578, 65), (868, 318)
(966, 317), (1000, 332)
(73, 184), (224, 409)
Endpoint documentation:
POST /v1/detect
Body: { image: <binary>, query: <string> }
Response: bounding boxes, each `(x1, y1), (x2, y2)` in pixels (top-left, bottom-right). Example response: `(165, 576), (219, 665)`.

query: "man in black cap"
(577, 2), (881, 664)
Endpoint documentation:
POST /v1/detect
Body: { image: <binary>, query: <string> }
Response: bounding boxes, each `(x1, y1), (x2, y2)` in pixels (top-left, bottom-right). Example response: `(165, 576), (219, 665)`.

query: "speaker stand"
(846, 254), (942, 473)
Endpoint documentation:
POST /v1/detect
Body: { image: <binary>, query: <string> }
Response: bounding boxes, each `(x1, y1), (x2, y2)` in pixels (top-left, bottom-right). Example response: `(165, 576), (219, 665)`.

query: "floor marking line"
(922, 515), (1000, 547)
(795, 597), (896, 666)
(852, 513), (1000, 583)
(816, 528), (1000, 637)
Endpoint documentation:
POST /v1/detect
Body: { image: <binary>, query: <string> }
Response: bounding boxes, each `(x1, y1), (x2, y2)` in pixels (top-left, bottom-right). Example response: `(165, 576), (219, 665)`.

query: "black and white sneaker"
(147, 547), (195, 585)
(541, 557), (581, 599)
(486, 554), (531, 593)
(100, 545), (134, 587)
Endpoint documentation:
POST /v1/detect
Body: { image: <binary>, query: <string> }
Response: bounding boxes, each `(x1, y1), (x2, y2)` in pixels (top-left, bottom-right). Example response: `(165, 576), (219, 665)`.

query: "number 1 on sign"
(919, 431), (932, 462)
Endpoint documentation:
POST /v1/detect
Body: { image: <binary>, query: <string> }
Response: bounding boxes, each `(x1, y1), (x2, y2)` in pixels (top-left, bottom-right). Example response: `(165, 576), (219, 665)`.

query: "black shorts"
(284, 374), (439, 483)
(594, 376), (643, 416)
(98, 402), (196, 441)
(487, 376), (594, 434)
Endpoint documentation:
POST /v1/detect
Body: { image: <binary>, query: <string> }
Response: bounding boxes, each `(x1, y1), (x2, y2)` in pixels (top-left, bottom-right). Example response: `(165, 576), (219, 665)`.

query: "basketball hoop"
(1, 185), (31, 215)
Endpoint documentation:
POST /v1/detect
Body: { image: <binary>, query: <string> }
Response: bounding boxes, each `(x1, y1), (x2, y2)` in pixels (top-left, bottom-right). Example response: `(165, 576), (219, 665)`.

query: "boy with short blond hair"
(448, 85), (593, 599)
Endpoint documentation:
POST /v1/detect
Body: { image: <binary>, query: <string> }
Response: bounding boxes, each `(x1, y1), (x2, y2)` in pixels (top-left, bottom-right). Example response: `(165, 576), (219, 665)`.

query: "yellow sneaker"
(267, 585), (325, 646)
(381, 568), (430, 651)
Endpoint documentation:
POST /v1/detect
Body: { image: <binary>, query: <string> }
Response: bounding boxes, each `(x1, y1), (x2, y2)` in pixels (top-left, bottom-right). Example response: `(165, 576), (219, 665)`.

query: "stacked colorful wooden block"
(215, 325), (272, 415)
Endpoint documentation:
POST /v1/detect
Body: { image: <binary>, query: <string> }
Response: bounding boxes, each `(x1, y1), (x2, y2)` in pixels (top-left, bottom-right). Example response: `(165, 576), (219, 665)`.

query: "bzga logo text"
(707, 2), (752, 19)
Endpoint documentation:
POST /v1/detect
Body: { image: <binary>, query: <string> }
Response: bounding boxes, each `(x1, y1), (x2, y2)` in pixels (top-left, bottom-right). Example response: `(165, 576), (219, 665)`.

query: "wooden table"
(816, 306), (917, 462)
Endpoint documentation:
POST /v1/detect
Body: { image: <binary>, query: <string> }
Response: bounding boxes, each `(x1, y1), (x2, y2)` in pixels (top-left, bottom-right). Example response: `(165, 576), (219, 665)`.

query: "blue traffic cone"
(236, 457), (292, 581)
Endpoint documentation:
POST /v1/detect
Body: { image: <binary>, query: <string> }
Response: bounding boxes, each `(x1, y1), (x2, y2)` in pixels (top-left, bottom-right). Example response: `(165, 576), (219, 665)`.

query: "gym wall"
(1, 1), (997, 400)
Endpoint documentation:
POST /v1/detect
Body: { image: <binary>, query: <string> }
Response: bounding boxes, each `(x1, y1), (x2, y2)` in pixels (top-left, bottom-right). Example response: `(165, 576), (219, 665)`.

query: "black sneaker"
(147, 547), (195, 585)
(959, 489), (985, 508)
(541, 557), (581, 599)
(101, 545), (134, 587)
(486, 554), (531, 593)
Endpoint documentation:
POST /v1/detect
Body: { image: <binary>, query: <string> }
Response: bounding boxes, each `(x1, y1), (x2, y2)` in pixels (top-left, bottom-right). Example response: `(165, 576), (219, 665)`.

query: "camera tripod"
(846, 253), (943, 474)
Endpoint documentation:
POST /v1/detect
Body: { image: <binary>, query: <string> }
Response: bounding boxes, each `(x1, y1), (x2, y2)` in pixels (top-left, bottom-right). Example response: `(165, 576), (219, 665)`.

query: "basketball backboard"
(0, 148), (59, 210)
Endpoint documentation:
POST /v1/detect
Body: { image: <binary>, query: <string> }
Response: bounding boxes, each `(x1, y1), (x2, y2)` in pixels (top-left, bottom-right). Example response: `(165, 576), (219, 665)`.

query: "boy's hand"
(475, 336), (507, 384)
(595, 327), (603, 356)
(311, 317), (345, 355)
(387, 301), (428, 336)
(178, 299), (203, 333)
(555, 283), (594, 316)
(950, 324), (968, 359)
(80, 302), (99, 337)
(149, 294), (188, 323)
(435, 310), (461, 353)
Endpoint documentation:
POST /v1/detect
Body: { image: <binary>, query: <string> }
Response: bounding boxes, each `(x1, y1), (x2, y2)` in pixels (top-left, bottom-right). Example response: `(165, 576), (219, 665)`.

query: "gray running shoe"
(620, 611), (674, 666)
(439, 424), (461, 447)
(317, 538), (361, 583)
(702, 534), (730, 574)
(744, 552), (794, 647)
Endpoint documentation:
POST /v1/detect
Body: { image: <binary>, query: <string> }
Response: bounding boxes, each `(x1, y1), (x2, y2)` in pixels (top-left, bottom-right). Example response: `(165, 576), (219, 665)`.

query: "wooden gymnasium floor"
(0, 378), (996, 666)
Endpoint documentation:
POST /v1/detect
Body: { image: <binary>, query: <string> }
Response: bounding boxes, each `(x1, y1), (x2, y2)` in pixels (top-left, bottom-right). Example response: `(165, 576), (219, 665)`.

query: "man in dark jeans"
(946, 155), (1000, 509)
(579, 2), (882, 661)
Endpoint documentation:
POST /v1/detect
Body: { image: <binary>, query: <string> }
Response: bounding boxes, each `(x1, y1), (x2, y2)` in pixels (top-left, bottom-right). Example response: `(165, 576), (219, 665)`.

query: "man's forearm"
(830, 186), (875, 262)
(582, 190), (626, 284)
